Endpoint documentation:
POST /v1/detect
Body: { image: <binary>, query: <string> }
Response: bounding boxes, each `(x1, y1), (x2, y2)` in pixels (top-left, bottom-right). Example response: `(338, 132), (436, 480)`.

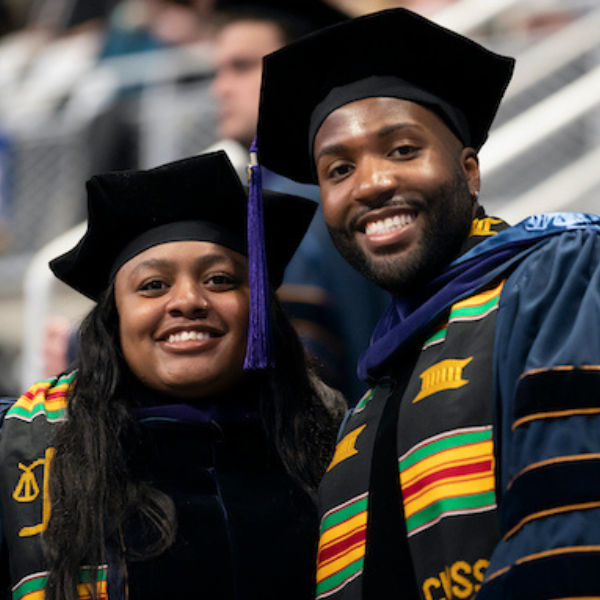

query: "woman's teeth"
(168, 331), (211, 343)
(365, 214), (415, 236)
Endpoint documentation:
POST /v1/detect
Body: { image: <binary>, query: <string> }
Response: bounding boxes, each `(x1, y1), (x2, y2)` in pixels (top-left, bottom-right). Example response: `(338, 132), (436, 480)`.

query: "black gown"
(125, 400), (319, 600)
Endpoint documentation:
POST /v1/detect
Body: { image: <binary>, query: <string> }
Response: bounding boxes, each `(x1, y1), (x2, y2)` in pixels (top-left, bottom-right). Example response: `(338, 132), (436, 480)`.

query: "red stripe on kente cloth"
(318, 527), (367, 565)
(22, 388), (41, 400)
(46, 389), (68, 401)
(403, 459), (493, 500)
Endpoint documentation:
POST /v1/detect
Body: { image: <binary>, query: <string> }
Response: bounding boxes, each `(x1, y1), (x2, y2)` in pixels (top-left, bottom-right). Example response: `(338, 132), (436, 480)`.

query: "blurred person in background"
(100, 0), (216, 58)
(0, 0), (118, 112)
(0, 151), (345, 599)
(0, 1), (15, 38)
(0, 0), (32, 35)
(210, 2), (388, 399)
(325, 0), (458, 18)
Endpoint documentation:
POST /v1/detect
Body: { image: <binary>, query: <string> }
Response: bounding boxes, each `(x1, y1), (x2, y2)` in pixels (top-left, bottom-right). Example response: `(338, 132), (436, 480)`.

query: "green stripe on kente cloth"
(320, 495), (369, 534)
(13, 568), (107, 600)
(399, 429), (492, 472)
(13, 572), (48, 600)
(449, 296), (500, 321)
(77, 568), (108, 584)
(32, 371), (76, 390)
(8, 405), (66, 421)
(355, 389), (374, 411)
(52, 371), (77, 388)
(424, 327), (447, 346)
(406, 491), (496, 534)
(317, 558), (364, 597)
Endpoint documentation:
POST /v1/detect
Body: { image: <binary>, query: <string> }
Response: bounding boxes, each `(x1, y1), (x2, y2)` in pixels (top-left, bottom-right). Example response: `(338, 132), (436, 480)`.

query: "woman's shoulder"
(3, 371), (76, 425)
(0, 397), (16, 428)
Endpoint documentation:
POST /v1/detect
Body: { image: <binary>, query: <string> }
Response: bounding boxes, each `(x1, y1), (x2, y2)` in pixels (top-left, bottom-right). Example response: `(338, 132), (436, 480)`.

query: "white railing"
(21, 222), (87, 389)
(434, 0), (525, 34)
(498, 144), (600, 223)
(434, 0), (596, 37)
(433, 0), (600, 219)
(504, 5), (600, 101)
(479, 62), (600, 175)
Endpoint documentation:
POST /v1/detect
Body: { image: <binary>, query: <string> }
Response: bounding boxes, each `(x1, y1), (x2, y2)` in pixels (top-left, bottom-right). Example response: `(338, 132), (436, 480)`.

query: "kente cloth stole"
(317, 280), (504, 600)
(0, 372), (109, 600)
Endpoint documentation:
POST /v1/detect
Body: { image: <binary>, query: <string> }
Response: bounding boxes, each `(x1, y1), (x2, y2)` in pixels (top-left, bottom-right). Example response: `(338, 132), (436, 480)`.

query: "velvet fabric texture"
(126, 400), (319, 600)
(50, 151), (316, 300)
(257, 8), (515, 183)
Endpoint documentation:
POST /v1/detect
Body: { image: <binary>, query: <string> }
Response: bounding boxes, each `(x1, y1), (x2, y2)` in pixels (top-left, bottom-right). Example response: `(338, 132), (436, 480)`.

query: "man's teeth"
(365, 214), (415, 236)
(168, 331), (211, 343)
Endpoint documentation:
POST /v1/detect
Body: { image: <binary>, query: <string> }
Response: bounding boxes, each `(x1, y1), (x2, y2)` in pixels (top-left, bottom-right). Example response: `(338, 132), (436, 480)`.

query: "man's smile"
(364, 212), (417, 237)
(353, 205), (420, 252)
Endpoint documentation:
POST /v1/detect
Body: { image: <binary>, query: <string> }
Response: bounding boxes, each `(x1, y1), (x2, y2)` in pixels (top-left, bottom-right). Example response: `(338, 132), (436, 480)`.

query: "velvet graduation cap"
(50, 151), (317, 369)
(257, 8), (515, 184)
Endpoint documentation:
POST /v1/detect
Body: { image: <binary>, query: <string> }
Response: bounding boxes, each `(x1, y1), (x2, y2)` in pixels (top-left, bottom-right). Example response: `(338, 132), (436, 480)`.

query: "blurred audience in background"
(329, 0), (457, 18)
(100, 0), (216, 58)
(0, 0), (116, 120)
(0, 0), (596, 398)
(0, 0), (388, 400)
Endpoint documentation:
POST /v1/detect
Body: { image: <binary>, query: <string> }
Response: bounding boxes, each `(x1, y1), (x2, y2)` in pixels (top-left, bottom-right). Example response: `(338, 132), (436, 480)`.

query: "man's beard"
(327, 172), (475, 296)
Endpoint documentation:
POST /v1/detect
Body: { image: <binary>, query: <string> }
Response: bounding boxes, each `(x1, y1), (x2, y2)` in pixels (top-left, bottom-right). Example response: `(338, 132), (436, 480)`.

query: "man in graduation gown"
(256, 8), (600, 600)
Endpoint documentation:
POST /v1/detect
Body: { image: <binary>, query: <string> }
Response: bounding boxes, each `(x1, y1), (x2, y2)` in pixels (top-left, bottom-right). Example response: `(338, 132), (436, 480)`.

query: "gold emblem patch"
(413, 358), (473, 403)
(13, 447), (55, 537)
(470, 218), (504, 237)
(326, 425), (367, 472)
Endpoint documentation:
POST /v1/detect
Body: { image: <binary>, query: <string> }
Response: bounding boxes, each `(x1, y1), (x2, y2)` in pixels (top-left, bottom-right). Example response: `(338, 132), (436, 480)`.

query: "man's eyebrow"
(377, 122), (422, 139)
(315, 122), (422, 163)
(315, 142), (349, 163)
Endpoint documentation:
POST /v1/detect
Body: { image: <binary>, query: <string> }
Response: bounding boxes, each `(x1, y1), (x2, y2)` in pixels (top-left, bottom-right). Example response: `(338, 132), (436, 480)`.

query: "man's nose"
(353, 157), (396, 206)
(211, 68), (230, 99)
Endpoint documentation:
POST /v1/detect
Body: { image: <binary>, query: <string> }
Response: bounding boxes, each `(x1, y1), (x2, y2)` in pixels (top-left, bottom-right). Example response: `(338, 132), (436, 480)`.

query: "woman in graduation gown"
(0, 151), (345, 600)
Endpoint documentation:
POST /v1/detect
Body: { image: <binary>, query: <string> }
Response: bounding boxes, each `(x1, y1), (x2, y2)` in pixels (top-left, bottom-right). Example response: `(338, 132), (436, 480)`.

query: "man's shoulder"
(505, 213), (600, 276)
(458, 212), (600, 282)
(501, 212), (600, 245)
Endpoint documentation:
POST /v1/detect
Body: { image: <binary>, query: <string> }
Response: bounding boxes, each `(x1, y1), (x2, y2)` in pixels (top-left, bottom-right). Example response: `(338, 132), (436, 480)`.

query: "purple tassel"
(243, 138), (274, 370)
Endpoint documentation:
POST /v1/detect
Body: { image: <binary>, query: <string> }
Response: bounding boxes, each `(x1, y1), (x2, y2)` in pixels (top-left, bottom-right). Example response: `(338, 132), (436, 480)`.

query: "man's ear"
(461, 147), (481, 199)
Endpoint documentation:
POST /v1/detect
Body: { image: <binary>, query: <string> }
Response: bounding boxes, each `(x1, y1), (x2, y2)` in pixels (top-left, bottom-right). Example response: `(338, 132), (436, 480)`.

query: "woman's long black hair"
(44, 285), (344, 600)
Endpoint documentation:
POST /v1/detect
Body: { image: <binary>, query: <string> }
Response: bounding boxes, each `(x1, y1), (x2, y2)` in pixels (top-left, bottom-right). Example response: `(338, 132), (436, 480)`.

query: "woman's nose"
(167, 280), (209, 318)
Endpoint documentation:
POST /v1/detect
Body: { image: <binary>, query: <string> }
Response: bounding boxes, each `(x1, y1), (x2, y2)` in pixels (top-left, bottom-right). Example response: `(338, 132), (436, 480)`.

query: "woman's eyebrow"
(128, 257), (175, 276)
(128, 253), (243, 277)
